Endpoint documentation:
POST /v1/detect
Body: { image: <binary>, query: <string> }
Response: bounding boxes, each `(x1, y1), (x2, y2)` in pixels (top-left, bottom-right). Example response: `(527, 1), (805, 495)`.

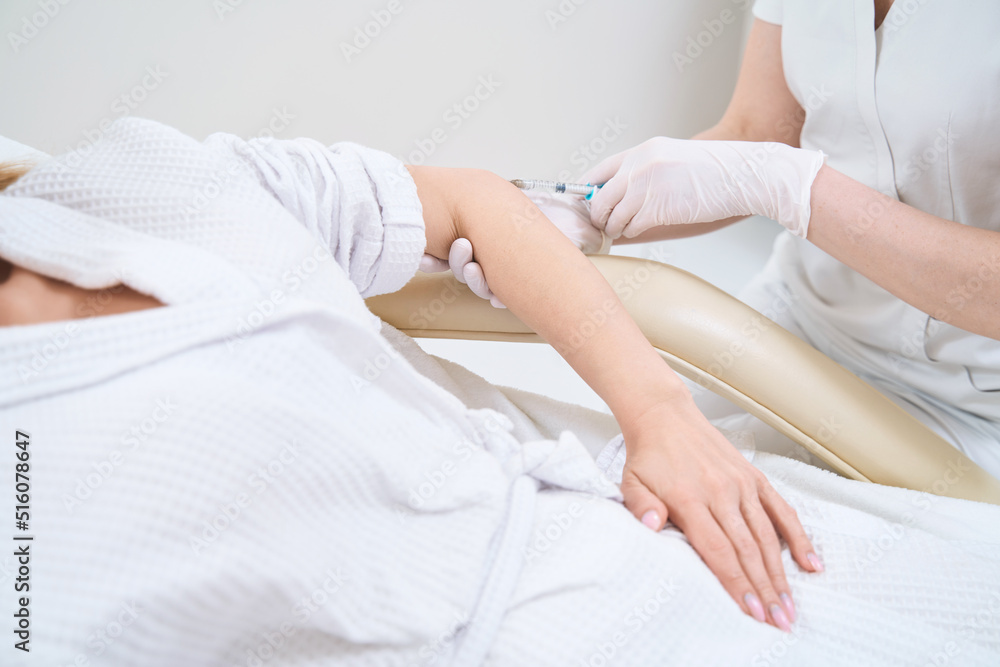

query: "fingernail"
(640, 510), (660, 531)
(806, 552), (825, 573)
(769, 604), (792, 632)
(780, 592), (796, 623)
(744, 593), (766, 623)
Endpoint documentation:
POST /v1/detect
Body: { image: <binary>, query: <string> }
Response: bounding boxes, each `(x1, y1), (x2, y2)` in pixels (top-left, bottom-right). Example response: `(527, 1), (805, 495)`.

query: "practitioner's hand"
(583, 136), (825, 239)
(513, 189), (611, 254)
(418, 189), (611, 309)
(620, 393), (824, 633)
(418, 237), (507, 309)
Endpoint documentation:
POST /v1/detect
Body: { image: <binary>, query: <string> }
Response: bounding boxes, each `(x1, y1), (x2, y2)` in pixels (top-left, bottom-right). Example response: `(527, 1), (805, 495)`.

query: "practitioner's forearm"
(807, 165), (1000, 340)
(612, 218), (738, 244)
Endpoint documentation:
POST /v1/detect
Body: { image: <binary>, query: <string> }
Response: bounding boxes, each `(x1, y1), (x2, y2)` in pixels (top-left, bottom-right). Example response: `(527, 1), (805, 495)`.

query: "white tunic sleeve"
(752, 0), (783, 24)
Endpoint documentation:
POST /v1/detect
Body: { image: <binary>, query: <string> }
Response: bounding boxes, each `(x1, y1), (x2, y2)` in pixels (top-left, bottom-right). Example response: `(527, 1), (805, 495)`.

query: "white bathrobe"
(0, 118), (998, 666)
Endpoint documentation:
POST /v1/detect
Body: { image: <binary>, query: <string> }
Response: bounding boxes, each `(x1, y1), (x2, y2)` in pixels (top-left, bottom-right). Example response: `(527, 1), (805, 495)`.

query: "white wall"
(0, 0), (751, 166)
(0, 0), (772, 411)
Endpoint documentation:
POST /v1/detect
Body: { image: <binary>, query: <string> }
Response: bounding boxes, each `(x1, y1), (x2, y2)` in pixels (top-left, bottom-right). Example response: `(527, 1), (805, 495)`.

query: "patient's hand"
(621, 392), (821, 633)
(403, 163), (820, 631)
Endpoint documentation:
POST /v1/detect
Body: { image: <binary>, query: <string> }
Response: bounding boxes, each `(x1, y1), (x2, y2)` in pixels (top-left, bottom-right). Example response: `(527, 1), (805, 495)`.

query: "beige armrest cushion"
(366, 255), (1000, 505)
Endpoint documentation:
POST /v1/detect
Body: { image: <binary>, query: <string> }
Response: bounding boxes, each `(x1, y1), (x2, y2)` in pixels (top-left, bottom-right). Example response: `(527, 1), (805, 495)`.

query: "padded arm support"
(367, 255), (1000, 505)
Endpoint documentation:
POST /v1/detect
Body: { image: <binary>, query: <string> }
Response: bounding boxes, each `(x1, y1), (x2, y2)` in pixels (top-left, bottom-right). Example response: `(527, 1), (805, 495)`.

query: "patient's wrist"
(613, 375), (697, 441)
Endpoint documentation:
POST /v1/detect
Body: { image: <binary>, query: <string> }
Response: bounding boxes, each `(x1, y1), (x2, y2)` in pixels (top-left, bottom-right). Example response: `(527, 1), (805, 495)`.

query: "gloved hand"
(583, 136), (826, 240)
(418, 189), (612, 308)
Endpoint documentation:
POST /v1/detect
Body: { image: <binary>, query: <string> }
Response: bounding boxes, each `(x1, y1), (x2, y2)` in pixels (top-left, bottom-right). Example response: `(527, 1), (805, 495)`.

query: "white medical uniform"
(727, 0), (1000, 477)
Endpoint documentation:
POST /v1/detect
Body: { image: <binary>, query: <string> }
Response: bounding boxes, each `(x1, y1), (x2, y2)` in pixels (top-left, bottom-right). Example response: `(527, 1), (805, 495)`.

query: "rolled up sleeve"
(211, 133), (426, 298)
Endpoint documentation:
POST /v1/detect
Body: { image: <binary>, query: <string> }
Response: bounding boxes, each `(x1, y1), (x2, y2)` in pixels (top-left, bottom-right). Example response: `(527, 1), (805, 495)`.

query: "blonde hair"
(0, 161), (33, 192)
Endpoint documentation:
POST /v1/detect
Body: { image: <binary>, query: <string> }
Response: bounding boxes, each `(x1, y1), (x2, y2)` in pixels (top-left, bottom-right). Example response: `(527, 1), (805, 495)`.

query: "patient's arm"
(407, 165), (817, 631)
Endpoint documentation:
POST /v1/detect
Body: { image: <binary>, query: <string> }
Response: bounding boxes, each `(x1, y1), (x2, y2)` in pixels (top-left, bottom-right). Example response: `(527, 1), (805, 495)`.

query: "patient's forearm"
(407, 167), (820, 627)
(409, 166), (690, 428)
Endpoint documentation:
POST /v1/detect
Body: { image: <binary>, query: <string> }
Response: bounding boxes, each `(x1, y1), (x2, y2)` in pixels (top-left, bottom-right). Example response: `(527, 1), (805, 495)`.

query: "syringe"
(510, 179), (602, 200)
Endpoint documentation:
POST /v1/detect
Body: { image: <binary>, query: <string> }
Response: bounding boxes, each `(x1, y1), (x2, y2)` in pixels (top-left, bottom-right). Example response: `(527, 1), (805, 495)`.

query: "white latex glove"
(418, 189), (612, 309)
(583, 136), (826, 240)
(418, 238), (506, 309)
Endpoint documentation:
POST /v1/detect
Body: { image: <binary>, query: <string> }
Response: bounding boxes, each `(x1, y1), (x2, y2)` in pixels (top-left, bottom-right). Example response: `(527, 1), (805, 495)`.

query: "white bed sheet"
(381, 323), (1000, 665)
